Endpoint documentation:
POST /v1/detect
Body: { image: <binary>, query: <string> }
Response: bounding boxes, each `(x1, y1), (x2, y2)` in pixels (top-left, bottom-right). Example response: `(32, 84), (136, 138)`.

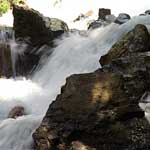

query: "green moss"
(0, 0), (10, 16)
(0, 0), (21, 16)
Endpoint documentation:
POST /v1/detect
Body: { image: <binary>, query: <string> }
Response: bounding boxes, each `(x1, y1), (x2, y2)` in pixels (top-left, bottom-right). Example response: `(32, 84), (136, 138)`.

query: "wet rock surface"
(100, 24), (150, 66)
(0, 26), (13, 78)
(115, 13), (131, 24)
(88, 8), (111, 30)
(0, 43), (13, 78)
(8, 106), (26, 119)
(33, 24), (150, 150)
(0, 43), (13, 77)
(12, 5), (68, 76)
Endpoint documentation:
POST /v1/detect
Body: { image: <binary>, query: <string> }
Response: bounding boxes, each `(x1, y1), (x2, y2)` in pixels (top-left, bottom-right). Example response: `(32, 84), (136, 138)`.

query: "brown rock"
(98, 8), (111, 20)
(12, 5), (69, 76)
(33, 25), (150, 150)
(100, 24), (150, 66)
(8, 106), (26, 119)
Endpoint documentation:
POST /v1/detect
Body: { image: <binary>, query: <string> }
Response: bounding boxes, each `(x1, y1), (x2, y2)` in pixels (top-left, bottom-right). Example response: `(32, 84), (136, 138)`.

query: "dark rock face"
(13, 5), (68, 47)
(98, 8), (111, 20)
(100, 24), (150, 66)
(115, 13), (131, 24)
(12, 5), (68, 76)
(0, 43), (13, 77)
(145, 10), (150, 15)
(0, 26), (13, 78)
(13, 5), (53, 47)
(33, 24), (150, 150)
(8, 106), (26, 119)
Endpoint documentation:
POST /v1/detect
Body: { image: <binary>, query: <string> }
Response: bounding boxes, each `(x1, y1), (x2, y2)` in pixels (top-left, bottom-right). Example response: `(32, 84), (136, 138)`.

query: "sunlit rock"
(33, 23), (150, 150)
(33, 65), (148, 149)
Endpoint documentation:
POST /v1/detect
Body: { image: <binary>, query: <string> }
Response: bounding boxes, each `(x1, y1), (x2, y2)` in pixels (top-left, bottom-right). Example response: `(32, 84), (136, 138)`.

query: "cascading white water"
(0, 16), (150, 150)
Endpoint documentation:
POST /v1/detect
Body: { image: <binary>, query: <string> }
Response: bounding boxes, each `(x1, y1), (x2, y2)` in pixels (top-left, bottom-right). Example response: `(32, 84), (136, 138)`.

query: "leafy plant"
(0, 0), (10, 16)
(0, 0), (21, 16)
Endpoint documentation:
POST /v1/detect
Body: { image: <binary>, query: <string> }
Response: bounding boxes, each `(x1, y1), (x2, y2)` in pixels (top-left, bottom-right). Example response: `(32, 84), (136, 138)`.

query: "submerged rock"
(115, 13), (131, 24)
(8, 106), (26, 119)
(100, 24), (150, 66)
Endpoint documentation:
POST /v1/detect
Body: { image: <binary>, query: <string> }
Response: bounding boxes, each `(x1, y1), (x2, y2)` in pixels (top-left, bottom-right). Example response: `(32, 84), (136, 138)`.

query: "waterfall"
(0, 16), (150, 150)
(0, 27), (14, 77)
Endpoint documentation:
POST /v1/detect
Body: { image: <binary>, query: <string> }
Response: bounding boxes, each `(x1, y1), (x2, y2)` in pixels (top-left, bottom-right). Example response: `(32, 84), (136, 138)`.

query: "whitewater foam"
(0, 16), (150, 149)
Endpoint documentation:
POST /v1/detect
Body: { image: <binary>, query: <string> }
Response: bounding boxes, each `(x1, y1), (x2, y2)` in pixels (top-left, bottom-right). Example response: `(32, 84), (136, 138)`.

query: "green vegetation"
(0, 0), (21, 16)
(52, 0), (62, 7)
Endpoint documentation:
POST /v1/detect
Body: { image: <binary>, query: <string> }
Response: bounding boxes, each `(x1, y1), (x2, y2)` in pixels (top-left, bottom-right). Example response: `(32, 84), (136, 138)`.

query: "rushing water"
(0, 16), (150, 150)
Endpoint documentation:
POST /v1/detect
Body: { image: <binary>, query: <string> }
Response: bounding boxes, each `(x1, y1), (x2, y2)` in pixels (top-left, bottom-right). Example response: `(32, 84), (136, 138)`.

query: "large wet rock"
(13, 5), (53, 47)
(100, 24), (150, 66)
(88, 20), (108, 30)
(13, 5), (68, 47)
(33, 22), (150, 150)
(33, 24), (150, 150)
(12, 5), (68, 76)
(33, 67), (150, 150)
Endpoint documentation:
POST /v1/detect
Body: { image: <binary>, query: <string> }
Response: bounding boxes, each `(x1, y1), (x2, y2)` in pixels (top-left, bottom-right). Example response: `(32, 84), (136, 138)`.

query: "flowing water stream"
(0, 16), (150, 150)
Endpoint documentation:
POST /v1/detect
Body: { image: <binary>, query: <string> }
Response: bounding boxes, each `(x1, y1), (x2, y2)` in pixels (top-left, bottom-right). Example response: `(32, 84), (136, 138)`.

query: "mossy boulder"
(100, 24), (150, 66)
(0, 43), (13, 77)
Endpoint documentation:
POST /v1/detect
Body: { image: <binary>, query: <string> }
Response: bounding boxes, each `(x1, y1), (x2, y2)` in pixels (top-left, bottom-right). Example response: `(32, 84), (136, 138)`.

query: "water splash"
(0, 16), (150, 149)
